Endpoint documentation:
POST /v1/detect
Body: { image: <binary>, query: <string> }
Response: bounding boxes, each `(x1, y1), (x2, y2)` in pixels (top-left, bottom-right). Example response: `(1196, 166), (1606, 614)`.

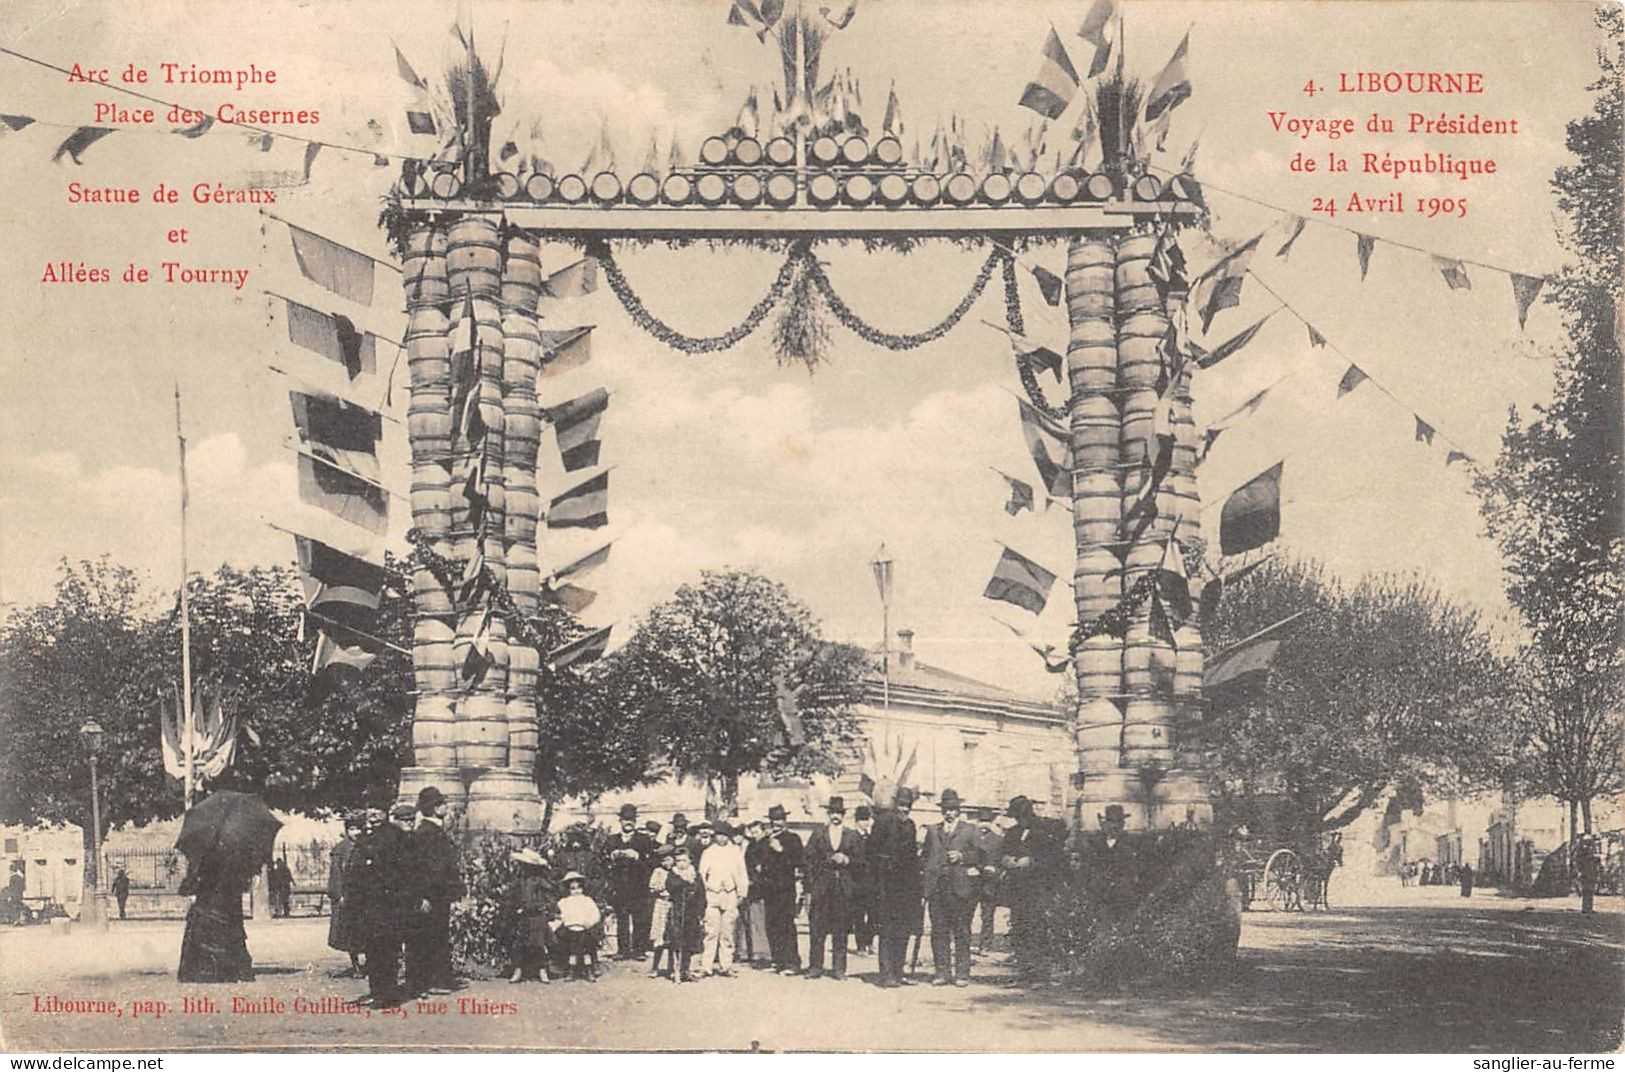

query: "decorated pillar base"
(463, 767), (545, 832)
(1074, 767), (1214, 832)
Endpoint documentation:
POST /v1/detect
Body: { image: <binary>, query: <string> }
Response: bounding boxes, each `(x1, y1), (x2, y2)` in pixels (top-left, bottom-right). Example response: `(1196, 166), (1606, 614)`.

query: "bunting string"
(1000, 252), (1070, 423)
(405, 527), (578, 658)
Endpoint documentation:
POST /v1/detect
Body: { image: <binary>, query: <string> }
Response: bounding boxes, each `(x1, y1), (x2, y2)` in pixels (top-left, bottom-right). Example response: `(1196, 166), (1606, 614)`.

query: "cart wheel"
(1263, 849), (1302, 911)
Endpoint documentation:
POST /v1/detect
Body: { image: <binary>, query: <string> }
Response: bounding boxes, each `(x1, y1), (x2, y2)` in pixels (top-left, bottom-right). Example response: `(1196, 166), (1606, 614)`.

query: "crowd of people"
(450, 786), (1097, 990)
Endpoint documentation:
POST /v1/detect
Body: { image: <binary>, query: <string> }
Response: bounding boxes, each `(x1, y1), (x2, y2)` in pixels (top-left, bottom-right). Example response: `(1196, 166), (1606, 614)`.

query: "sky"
(0, 0), (1606, 699)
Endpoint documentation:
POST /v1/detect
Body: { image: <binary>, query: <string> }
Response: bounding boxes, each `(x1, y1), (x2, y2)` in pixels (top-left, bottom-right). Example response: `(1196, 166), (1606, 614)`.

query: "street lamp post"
(78, 720), (106, 928)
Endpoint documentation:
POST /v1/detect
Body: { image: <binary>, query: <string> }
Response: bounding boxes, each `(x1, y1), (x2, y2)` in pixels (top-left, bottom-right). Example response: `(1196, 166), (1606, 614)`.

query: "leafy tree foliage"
(1474, 9), (1624, 832)
(1204, 559), (1514, 845)
(597, 569), (870, 818)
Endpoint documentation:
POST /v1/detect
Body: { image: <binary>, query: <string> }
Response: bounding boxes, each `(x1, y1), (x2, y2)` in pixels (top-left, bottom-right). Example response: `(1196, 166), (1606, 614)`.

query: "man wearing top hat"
(605, 803), (658, 958)
(868, 786), (921, 987)
(407, 787), (464, 996)
(922, 789), (982, 986)
(758, 803), (805, 974)
(803, 796), (862, 979)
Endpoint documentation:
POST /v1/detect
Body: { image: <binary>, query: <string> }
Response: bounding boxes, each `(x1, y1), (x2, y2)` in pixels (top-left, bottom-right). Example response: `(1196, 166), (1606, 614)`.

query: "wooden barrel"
(482, 616), (510, 693)
(733, 137), (763, 166)
(1075, 635), (1123, 698)
(1079, 172), (1114, 200)
(979, 173), (1012, 204)
(766, 137), (796, 167)
(877, 173), (909, 205)
(412, 559), (453, 618)
(505, 406), (541, 462)
(1048, 172), (1081, 203)
(408, 387), (452, 462)
(1166, 174), (1201, 202)
(1116, 234), (1158, 289)
(411, 694), (458, 768)
(842, 174), (875, 206)
(429, 169), (463, 199)
(400, 166), (432, 199)
(1014, 172), (1047, 204)
(1132, 174), (1164, 201)
(412, 618), (458, 694)
(660, 173), (694, 205)
(626, 172), (660, 205)
(556, 174), (588, 203)
(505, 484), (539, 545)
(871, 136), (903, 167)
(696, 173), (728, 205)
(410, 459), (453, 539)
(731, 173), (763, 206)
(910, 173), (942, 205)
(1119, 538), (1165, 588)
(765, 173), (797, 205)
(402, 227), (449, 307)
(501, 236), (544, 313)
(1122, 697), (1176, 764)
(1069, 395), (1121, 468)
(700, 136), (730, 167)
(524, 173), (555, 202)
(406, 308), (451, 388)
(840, 135), (869, 166)
(458, 691), (508, 769)
(1074, 546), (1123, 621)
(944, 172), (977, 204)
(810, 136), (841, 166)
(494, 172), (522, 200)
(590, 171), (623, 204)
(508, 636), (539, 696)
(1073, 470), (1121, 547)
(1074, 696), (1124, 763)
(507, 543), (540, 616)
(506, 695), (538, 768)
(1120, 388), (1159, 462)
(447, 217), (502, 297)
(1172, 441), (1199, 476)
(1174, 625), (1204, 699)
(808, 173), (840, 206)
(1117, 340), (1164, 391)
(1123, 623), (1176, 695)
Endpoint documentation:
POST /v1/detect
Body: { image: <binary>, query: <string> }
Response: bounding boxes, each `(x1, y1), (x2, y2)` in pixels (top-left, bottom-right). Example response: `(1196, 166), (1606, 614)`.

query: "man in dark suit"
(999, 794), (1056, 972)
(972, 808), (1005, 951)
(850, 805), (877, 954)
(407, 787), (464, 996)
(354, 805), (413, 1006)
(868, 786), (921, 988)
(666, 813), (694, 860)
(922, 788), (982, 986)
(604, 803), (658, 958)
(804, 796), (862, 979)
(758, 804), (804, 974)
(1080, 804), (1139, 921)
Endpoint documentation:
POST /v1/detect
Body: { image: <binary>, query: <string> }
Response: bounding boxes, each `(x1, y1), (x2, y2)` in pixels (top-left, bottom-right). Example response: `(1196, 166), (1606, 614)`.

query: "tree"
(1474, 8), (1624, 836)
(598, 569), (870, 818)
(1203, 558), (1515, 844)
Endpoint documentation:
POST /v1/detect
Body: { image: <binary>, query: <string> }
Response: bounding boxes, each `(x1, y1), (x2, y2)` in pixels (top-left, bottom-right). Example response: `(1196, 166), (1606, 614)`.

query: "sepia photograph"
(0, 0), (1620, 1057)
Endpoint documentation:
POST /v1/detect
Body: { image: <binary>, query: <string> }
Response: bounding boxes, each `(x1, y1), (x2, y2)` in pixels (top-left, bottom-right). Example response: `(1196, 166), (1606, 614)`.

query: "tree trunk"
(1581, 796), (1593, 834)
(540, 796), (555, 834)
(722, 772), (741, 819)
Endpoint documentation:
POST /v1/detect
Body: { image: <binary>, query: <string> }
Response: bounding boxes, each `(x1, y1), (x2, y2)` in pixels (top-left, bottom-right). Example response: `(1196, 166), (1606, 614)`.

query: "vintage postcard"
(0, 0), (1619, 1057)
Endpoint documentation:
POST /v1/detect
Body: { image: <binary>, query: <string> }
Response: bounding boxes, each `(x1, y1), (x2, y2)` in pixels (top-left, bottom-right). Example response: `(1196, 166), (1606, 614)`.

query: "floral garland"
(589, 239), (802, 354)
(406, 527), (559, 659)
(1002, 253), (1071, 423)
(1067, 571), (1159, 656)
(806, 249), (1002, 351)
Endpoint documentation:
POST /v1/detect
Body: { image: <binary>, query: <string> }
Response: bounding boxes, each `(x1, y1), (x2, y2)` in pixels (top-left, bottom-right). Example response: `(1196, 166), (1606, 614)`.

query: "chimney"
(895, 629), (915, 670)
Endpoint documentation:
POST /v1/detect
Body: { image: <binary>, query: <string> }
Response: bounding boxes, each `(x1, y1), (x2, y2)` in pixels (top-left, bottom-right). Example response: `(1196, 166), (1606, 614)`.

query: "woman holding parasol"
(175, 791), (281, 983)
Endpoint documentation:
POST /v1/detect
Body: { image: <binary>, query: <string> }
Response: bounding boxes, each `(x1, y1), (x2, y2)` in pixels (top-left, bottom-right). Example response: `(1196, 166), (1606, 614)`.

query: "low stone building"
(563, 631), (1072, 831)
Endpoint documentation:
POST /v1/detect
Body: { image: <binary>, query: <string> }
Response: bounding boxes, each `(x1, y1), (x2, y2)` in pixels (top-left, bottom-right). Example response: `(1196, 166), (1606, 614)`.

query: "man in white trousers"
(698, 822), (751, 977)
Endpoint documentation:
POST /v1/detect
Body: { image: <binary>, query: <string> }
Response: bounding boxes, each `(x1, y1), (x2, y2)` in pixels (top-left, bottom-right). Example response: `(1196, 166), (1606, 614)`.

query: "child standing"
(665, 849), (706, 982)
(647, 847), (678, 979)
(551, 872), (603, 981)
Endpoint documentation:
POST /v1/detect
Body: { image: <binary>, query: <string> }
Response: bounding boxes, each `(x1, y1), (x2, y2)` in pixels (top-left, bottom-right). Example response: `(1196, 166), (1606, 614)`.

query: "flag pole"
(174, 384), (194, 810)
(871, 545), (893, 710)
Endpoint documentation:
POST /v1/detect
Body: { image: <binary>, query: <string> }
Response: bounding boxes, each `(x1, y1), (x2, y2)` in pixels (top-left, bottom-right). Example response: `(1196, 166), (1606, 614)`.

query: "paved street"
(2, 887), (1620, 1053)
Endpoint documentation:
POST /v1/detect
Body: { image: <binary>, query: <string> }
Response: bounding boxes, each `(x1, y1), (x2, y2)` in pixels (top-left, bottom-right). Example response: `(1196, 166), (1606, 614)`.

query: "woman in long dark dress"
(177, 856), (256, 983)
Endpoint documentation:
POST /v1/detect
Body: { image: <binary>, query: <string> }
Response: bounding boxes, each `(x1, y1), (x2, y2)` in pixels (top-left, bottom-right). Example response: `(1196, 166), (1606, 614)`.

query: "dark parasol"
(176, 791), (282, 877)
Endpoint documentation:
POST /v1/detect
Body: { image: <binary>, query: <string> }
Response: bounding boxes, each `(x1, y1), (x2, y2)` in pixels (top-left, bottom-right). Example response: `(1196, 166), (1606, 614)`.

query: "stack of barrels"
(1065, 226), (1209, 831)
(403, 223), (458, 778)
(397, 214), (549, 829)
(1065, 234), (1125, 785)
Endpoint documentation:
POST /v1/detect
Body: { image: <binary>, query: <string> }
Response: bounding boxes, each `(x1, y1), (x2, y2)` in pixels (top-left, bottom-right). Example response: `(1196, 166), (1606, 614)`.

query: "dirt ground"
(2, 885), (1619, 1053)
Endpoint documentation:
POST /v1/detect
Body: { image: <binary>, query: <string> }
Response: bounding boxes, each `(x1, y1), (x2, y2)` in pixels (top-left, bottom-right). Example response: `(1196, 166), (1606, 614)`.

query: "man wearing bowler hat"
(1081, 804), (1140, 920)
(869, 786), (921, 987)
(759, 804), (804, 973)
(604, 803), (658, 958)
(407, 786), (464, 996)
(922, 788), (982, 986)
(804, 796), (862, 979)
(850, 805), (878, 954)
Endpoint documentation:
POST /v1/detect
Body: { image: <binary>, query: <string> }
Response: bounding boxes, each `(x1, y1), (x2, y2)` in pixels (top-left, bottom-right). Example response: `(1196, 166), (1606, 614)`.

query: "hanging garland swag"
(589, 239), (1013, 357)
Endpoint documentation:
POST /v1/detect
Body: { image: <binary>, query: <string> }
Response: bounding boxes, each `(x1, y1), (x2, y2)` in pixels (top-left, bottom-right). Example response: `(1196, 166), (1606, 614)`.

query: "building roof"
(864, 651), (1060, 723)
